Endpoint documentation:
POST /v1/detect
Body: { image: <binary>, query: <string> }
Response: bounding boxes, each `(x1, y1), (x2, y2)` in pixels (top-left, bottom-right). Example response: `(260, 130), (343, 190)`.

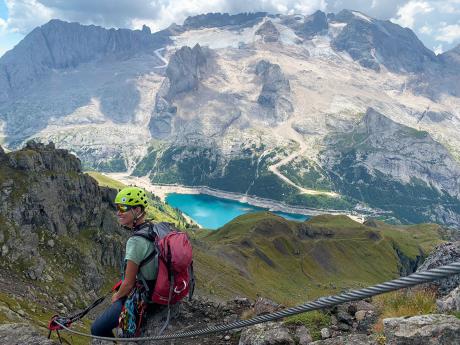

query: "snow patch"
(276, 23), (303, 45)
(352, 11), (373, 23)
(171, 26), (258, 49)
(328, 22), (347, 38)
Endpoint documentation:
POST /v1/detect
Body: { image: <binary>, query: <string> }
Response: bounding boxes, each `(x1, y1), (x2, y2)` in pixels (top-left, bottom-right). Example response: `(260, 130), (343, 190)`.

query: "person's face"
(116, 205), (142, 227)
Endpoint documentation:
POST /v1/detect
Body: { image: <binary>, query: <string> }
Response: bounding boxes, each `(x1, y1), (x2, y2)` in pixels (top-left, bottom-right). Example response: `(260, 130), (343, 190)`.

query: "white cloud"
(436, 23), (460, 44)
(6, 0), (54, 33)
(419, 24), (432, 34)
(392, 1), (433, 28)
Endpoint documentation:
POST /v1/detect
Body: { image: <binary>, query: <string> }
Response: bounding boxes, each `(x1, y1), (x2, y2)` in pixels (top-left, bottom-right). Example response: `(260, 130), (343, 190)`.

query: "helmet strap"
(131, 208), (146, 228)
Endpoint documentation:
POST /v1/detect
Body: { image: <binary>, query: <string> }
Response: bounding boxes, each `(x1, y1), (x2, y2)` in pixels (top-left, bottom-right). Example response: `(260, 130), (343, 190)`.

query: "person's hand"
(111, 293), (120, 304)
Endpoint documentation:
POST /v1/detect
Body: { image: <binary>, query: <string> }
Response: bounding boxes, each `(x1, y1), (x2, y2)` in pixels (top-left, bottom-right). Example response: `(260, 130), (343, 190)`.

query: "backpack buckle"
(174, 280), (187, 294)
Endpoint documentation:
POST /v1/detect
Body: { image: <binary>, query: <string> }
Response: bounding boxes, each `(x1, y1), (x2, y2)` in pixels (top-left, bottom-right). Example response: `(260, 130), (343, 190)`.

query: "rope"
(53, 261), (460, 342)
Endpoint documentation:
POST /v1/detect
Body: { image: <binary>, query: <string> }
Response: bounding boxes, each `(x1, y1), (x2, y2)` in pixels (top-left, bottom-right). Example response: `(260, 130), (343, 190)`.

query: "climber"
(90, 186), (154, 338)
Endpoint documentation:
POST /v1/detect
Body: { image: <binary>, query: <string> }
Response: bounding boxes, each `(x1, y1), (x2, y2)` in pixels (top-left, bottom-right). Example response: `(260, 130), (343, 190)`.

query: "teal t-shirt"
(124, 236), (156, 280)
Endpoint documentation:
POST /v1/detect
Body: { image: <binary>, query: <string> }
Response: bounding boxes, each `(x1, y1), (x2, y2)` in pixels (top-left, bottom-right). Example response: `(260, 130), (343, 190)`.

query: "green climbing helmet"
(114, 187), (148, 208)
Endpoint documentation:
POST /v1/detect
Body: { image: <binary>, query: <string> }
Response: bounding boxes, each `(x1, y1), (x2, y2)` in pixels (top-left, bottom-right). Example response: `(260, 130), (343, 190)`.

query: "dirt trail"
(268, 119), (339, 197)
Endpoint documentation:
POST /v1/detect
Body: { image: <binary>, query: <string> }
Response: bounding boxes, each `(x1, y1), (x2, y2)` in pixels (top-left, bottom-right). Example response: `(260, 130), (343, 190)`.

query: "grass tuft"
(284, 310), (331, 340)
(372, 288), (437, 332)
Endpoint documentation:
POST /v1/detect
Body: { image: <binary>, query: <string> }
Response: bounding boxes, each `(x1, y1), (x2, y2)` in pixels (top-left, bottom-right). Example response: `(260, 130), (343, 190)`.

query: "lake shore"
(107, 173), (366, 223)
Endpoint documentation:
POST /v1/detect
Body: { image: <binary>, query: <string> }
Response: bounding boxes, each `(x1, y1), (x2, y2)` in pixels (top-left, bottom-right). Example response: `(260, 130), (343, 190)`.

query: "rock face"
(183, 12), (266, 30)
(437, 286), (460, 313)
(255, 20), (280, 42)
(310, 334), (376, 345)
(239, 321), (295, 345)
(416, 242), (460, 294)
(331, 10), (437, 72)
(255, 60), (292, 123)
(0, 19), (170, 101)
(322, 108), (460, 226)
(0, 323), (59, 345)
(383, 314), (460, 345)
(0, 141), (125, 297)
(149, 44), (209, 138)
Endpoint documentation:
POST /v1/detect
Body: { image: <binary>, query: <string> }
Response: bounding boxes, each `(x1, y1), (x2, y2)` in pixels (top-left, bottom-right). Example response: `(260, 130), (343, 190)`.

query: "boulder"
(310, 334), (377, 345)
(436, 286), (460, 313)
(383, 314), (460, 345)
(295, 325), (313, 345)
(253, 297), (281, 316)
(416, 242), (460, 295)
(239, 321), (295, 345)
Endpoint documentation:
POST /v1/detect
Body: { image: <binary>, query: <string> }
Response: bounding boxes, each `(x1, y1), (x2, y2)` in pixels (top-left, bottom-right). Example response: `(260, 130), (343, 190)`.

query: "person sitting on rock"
(91, 186), (154, 338)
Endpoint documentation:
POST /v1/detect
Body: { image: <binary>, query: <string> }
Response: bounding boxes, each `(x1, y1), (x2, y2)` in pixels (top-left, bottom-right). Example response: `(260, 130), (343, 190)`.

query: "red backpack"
(117, 222), (195, 305)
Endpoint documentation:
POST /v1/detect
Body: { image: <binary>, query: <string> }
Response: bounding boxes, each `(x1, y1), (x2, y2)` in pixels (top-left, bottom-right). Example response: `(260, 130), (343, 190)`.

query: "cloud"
(436, 23), (460, 44)
(6, 0), (54, 33)
(419, 24), (433, 34)
(392, 1), (433, 28)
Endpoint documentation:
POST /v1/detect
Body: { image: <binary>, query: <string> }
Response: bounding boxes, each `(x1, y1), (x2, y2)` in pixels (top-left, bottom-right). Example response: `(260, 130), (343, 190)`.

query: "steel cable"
(54, 261), (460, 342)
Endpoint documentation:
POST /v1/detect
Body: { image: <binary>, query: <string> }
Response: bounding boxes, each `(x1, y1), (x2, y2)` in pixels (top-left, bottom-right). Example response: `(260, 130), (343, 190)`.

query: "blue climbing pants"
(91, 299), (124, 338)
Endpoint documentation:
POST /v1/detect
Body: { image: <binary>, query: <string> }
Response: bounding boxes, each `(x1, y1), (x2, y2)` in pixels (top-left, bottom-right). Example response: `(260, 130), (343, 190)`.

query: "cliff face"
(0, 141), (126, 311)
(321, 108), (460, 226)
(0, 19), (170, 101)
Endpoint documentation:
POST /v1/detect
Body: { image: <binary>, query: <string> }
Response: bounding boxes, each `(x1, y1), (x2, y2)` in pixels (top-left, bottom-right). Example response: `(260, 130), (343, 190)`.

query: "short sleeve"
(125, 237), (150, 265)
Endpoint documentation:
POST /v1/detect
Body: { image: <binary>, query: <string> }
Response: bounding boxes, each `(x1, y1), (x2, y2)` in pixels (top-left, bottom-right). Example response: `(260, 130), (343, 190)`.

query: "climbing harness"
(49, 261), (460, 343)
(117, 284), (148, 338)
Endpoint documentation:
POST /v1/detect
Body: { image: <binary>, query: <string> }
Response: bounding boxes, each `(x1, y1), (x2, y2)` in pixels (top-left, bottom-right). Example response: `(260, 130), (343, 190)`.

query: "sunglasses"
(116, 204), (133, 213)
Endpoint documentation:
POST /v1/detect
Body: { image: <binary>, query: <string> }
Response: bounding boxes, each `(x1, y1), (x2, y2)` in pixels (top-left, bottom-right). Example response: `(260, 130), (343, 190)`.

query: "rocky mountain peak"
(8, 140), (81, 173)
(331, 11), (436, 72)
(255, 20), (280, 43)
(183, 12), (266, 30)
(166, 43), (209, 99)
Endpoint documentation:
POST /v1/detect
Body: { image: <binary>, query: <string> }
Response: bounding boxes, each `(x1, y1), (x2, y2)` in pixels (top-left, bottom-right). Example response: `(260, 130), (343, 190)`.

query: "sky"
(0, 0), (459, 57)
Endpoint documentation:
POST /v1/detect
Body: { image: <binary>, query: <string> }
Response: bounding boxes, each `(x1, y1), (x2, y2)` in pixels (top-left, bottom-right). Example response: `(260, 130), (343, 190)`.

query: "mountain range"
(1, 10), (460, 227)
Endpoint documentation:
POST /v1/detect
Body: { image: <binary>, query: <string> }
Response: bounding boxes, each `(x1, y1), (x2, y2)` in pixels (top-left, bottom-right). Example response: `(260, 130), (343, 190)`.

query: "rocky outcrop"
(149, 44), (209, 138)
(0, 323), (59, 345)
(310, 334), (376, 345)
(322, 108), (460, 226)
(255, 20), (280, 43)
(255, 60), (292, 123)
(383, 314), (460, 345)
(239, 322), (295, 345)
(416, 242), (460, 295)
(299, 10), (329, 39)
(437, 286), (460, 313)
(331, 10), (437, 73)
(183, 12), (266, 30)
(0, 141), (125, 300)
(0, 19), (171, 101)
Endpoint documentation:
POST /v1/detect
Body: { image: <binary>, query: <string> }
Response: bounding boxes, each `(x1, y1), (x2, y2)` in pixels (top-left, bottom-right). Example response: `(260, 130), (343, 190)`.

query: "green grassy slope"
(195, 213), (445, 305)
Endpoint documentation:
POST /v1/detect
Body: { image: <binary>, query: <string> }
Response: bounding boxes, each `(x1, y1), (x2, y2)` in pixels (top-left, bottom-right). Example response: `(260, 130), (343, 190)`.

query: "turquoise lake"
(165, 193), (310, 229)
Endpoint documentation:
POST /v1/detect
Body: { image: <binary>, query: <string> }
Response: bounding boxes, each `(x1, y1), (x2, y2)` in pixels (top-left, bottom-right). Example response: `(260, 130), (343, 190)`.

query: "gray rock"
(322, 108), (460, 228)
(310, 334), (377, 345)
(331, 9), (436, 73)
(253, 297), (280, 316)
(295, 325), (313, 345)
(255, 20), (280, 43)
(0, 323), (59, 345)
(437, 286), (460, 312)
(239, 321), (295, 345)
(320, 328), (331, 339)
(0, 19), (170, 100)
(383, 314), (460, 345)
(417, 242), (460, 294)
(255, 60), (292, 123)
(149, 44), (209, 138)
